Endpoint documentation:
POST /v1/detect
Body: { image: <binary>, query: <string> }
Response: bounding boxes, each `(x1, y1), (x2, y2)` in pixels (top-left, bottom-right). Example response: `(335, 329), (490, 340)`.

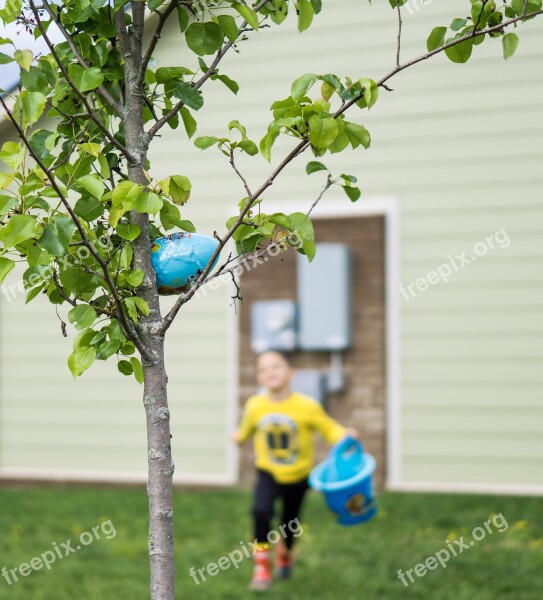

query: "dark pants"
(252, 468), (309, 550)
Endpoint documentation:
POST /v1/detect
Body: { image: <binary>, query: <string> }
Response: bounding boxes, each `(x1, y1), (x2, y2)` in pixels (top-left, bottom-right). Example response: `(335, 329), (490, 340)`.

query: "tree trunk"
(116, 5), (176, 598)
(142, 336), (175, 600)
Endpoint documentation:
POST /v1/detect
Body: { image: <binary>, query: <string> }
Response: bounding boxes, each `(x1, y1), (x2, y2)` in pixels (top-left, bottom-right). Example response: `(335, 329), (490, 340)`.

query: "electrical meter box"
(251, 300), (297, 353)
(296, 243), (352, 351)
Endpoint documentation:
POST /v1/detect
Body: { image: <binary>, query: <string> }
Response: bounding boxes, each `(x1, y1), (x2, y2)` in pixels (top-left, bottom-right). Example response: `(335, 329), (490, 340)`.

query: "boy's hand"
(231, 431), (242, 444)
(345, 426), (359, 439)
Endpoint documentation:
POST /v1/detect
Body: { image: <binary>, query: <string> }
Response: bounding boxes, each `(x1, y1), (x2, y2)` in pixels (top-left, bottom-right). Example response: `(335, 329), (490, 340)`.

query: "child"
(232, 350), (358, 590)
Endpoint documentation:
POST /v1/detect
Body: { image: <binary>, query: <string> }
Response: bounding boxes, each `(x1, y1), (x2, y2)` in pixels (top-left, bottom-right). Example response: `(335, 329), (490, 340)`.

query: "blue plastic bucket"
(309, 435), (377, 525)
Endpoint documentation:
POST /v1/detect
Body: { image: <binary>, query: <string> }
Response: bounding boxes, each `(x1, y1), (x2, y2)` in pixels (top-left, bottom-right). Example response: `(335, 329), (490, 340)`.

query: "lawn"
(0, 485), (541, 599)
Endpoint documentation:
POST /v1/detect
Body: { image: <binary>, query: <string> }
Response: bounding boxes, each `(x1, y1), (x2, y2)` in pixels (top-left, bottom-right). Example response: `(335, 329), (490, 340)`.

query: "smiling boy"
(233, 350), (358, 590)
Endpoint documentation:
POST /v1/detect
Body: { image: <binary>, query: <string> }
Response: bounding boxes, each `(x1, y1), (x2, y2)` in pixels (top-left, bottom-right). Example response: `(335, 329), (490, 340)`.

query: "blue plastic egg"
(150, 232), (220, 295)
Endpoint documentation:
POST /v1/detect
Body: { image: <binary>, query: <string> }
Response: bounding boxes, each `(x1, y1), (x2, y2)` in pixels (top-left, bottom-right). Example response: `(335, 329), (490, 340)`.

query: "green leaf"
(306, 161), (327, 175)
(20, 91), (46, 126)
(77, 174), (105, 200)
(185, 22), (224, 56)
(174, 81), (204, 111)
(309, 116), (339, 149)
(116, 223), (141, 241)
(67, 64), (104, 93)
(269, 213), (293, 230)
(177, 6), (189, 32)
(444, 38), (473, 63)
(216, 74), (239, 95)
(38, 217), (77, 257)
(14, 49), (33, 71)
(126, 269), (144, 287)
(259, 129), (279, 162)
(297, 0), (314, 32)
(343, 185), (361, 202)
(123, 297), (139, 321)
(74, 196), (104, 222)
(0, 256), (15, 284)
(0, 214), (38, 247)
(169, 175), (191, 205)
(133, 191), (163, 214)
(427, 26), (447, 52)
(0, 52), (14, 65)
(68, 305), (97, 330)
(96, 339), (121, 360)
(238, 140), (258, 155)
(291, 73), (318, 102)
(112, 180), (143, 207)
(194, 136), (219, 150)
(0, 0), (22, 24)
(118, 359), (133, 376)
(503, 33), (520, 60)
(289, 212), (316, 261)
(233, 3), (260, 30)
(0, 141), (24, 169)
(180, 107), (197, 138)
(68, 346), (96, 378)
(130, 357), (144, 384)
(451, 18), (468, 32)
(148, 0), (167, 9)
(217, 14), (239, 42)
(133, 296), (150, 316)
(59, 268), (96, 296)
(345, 122), (371, 149)
(357, 78), (379, 110)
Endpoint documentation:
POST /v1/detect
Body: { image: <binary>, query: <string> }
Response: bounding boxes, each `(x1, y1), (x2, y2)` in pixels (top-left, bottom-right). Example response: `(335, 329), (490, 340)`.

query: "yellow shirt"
(236, 391), (347, 484)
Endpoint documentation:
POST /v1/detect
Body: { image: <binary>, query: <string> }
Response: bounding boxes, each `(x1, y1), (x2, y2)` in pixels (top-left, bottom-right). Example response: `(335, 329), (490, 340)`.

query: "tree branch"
(229, 149), (252, 197)
(137, 0), (182, 88)
(38, 0), (123, 115)
(27, 0), (134, 161)
(148, 0), (272, 139)
(0, 96), (152, 362)
(159, 7), (543, 334)
(396, 4), (402, 68)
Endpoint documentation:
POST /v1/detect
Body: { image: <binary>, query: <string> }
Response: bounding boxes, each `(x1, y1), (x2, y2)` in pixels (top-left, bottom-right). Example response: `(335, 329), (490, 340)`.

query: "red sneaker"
(274, 539), (293, 579)
(250, 547), (273, 590)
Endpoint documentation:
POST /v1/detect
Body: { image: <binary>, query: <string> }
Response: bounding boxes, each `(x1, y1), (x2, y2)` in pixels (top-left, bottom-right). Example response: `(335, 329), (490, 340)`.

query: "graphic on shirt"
(257, 413), (299, 465)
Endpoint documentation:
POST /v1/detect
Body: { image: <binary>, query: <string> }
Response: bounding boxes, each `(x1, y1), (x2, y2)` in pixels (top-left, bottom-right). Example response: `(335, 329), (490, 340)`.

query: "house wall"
(0, 0), (542, 491)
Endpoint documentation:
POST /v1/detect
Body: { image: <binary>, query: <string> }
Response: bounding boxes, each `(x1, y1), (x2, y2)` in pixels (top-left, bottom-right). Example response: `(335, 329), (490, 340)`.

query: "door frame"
(228, 195), (402, 488)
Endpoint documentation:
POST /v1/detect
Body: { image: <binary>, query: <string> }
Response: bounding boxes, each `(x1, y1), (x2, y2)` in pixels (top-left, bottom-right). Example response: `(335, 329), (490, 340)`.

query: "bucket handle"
(328, 433), (363, 461)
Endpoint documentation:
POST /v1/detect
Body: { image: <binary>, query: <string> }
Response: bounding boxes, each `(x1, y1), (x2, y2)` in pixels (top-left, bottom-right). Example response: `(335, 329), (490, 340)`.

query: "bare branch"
(306, 174), (333, 217)
(229, 149), (252, 197)
(396, 4), (402, 68)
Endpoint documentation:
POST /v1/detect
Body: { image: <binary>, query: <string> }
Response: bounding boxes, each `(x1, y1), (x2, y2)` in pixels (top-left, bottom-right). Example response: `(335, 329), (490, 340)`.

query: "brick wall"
(237, 216), (386, 490)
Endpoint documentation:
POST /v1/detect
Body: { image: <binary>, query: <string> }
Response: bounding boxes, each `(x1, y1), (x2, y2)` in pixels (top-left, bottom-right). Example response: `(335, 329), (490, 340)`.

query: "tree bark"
(116, 4), (176, 598)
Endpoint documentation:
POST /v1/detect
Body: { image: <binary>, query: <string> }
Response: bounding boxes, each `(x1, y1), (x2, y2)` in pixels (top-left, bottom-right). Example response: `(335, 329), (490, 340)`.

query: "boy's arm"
(310, 401), (349, 445)
(232, 397), (257, 444)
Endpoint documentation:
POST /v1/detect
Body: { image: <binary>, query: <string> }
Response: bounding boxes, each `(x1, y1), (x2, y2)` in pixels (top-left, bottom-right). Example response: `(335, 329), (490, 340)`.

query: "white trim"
(388, 481), (543, 497)
(228, 195), (403, 488)
(0, 467), (236, 486)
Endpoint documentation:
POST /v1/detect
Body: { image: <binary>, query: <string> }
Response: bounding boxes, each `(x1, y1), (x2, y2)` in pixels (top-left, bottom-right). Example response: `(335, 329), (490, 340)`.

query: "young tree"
(0, 0), (541, 597)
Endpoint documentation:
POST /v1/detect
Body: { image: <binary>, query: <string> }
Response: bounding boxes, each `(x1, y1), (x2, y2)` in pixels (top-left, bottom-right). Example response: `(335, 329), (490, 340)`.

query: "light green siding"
(1, 0), (542, 490)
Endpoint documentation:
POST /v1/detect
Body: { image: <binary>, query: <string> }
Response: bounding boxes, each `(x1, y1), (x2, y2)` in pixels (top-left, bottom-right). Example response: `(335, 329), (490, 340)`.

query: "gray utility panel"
(296, 243), (352, 351)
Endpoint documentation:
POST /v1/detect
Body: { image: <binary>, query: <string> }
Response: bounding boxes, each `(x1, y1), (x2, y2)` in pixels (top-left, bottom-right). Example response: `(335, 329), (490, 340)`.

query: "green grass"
(0, 485), (541, 599)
